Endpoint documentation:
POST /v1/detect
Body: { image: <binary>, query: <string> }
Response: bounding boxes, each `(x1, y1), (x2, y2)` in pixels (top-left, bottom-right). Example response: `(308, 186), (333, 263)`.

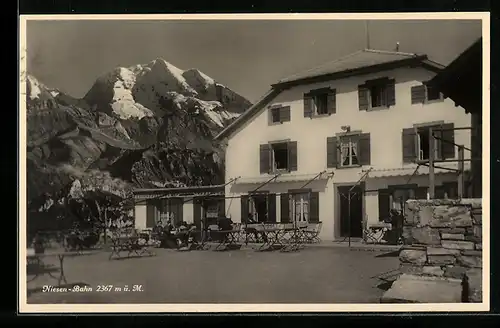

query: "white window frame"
(291, 193), (310, 223)
(271, 142), (289, 172)
(339, 137), (359, 167)
(416, 129), (440, 161)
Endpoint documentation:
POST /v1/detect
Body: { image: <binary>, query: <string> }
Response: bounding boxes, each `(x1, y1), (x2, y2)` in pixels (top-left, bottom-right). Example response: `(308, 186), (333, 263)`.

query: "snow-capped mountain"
(83, 58), (250, 126)
(25, 60), (252, 204)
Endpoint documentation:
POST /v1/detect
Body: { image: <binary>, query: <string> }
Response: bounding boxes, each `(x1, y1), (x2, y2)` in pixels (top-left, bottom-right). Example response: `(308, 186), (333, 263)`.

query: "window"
(411, 83), (444, 104)
(314, 93), (329, 115)
(271, 142), (289, 171)
(245, 193), (277, 223)
(304, 88), (336, 117)
(269, 105), (291, 125)
(271, 108), (281, 123)
(369, 83), (388, 108)
(416, 126), (441, 161)
(402, 123), (455, 164)
(378, 185), (425, 221)
(426, 85), (442, 101)
(340, 136), (359, 167)
(260, 141), (298, 174)
(391, 188), (416, 212)
(359, 78), (396, 110)
(157, 198), (182, 225)
(327, 133), (370, 168)
(291, 193), (310, 223)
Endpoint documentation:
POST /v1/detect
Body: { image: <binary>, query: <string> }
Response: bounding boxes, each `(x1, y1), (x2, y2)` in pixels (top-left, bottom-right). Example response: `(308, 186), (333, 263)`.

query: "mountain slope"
(25, 60), (251, 205)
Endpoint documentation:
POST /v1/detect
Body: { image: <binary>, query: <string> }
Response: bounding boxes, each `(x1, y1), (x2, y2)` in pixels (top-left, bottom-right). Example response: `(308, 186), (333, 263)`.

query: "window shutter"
(287, 141), (298, 172)
(402, 128), (417, 163)
(280, 193), (290, 223)
(146, 200), (156, 228)
(386, 79), (396, 106)
(327, 89), (336, 114)
(441, 123), (455, 159)
(358, 86), (369, 111)
(240, 195), (249, 224)
(267, 194), (277, 223)
(279, 106), (291, 122)
(309, 192), (320, 223)
(193, 197), (202, 229)
(326, 136), (338, 168)
(303, 94), (313, 118)
(378, 189), (391, 222)
(411, 85), (426, 104)
(260, 144), (271, 174)
(358, 133), (371, 165)
(415, 186), (428, 200)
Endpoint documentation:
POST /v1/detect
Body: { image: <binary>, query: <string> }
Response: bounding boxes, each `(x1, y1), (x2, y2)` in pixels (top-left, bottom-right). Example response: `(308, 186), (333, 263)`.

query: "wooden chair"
(303, 222), (323, 244)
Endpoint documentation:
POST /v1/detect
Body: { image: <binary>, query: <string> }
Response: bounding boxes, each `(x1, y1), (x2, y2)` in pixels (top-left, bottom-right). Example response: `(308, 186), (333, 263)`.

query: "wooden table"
(279, 227), (306, 253)
(27, 249), (100, 286)
(108, 235), (156, 260)
(213, 229), (242, 251)
(257, 228), (286, 252)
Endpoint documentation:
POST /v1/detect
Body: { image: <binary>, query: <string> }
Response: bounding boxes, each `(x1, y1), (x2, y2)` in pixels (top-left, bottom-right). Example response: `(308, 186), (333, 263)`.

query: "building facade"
(134, 185), (226, 230)
(215, 49), (472, 242)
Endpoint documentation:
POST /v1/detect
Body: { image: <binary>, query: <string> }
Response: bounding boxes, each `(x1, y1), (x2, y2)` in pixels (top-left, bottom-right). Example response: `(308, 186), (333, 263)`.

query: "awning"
(134, 191), (224, 201)
(235, 172), (333, 185)
(366, 163), (471, 178)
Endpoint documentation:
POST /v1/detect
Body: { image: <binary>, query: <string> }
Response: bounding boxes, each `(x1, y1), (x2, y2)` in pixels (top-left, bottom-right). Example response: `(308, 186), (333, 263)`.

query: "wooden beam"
(458, 146), (465, 199)
(428, 127), (435, 199)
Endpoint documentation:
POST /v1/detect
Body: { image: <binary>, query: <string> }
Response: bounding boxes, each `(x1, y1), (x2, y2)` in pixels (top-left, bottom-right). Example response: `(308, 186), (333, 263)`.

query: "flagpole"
(365, 20), (371, 49)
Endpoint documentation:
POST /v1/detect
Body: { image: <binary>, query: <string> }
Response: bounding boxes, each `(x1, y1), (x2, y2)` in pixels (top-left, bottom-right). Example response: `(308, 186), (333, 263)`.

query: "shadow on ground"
(375, 250), (400, 258)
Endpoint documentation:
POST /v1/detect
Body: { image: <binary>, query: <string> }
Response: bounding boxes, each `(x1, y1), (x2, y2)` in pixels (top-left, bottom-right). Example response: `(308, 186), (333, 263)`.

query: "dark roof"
(215, 49), (444, 141)
(427, 38), (482, 114)
(276, 49), (443, 85)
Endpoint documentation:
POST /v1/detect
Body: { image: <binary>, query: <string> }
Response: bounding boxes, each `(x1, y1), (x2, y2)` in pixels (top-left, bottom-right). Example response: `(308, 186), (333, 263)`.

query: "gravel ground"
(26, 247), (399, 304)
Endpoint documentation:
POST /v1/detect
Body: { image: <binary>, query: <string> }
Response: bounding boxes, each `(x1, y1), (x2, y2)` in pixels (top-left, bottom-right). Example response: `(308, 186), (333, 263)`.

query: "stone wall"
(392, 199), (482, 303)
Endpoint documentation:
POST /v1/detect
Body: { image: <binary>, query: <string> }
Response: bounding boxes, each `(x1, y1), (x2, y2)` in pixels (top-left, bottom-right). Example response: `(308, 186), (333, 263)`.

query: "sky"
(26, 19), (482, 103)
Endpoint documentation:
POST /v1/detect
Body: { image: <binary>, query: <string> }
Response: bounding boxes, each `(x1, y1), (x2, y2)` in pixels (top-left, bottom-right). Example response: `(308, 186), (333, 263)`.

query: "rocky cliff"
(26, 60), (252, 206)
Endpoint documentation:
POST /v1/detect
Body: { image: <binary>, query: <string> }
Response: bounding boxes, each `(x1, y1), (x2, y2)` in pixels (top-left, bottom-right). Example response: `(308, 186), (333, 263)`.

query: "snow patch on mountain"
(27, 75), (42, 100)
(167, 92), (240, 128)
(182, 68), (215, 91)
(110, 67), (154, 120)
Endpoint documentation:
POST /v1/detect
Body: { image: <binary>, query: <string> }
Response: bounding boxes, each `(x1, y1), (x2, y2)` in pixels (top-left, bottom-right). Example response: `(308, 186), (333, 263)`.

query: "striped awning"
(235, 172), (333, 185)
(366, 163), (471, 178)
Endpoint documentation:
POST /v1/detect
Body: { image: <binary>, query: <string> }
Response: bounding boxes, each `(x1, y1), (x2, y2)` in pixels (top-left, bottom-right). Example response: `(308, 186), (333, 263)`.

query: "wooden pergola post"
(428, 127), (435, 199)
(458, 145), (465, 199)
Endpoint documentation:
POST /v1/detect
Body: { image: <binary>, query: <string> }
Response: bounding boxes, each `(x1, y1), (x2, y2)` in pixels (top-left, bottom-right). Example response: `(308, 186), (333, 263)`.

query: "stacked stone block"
(398, 199), (483, 303)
